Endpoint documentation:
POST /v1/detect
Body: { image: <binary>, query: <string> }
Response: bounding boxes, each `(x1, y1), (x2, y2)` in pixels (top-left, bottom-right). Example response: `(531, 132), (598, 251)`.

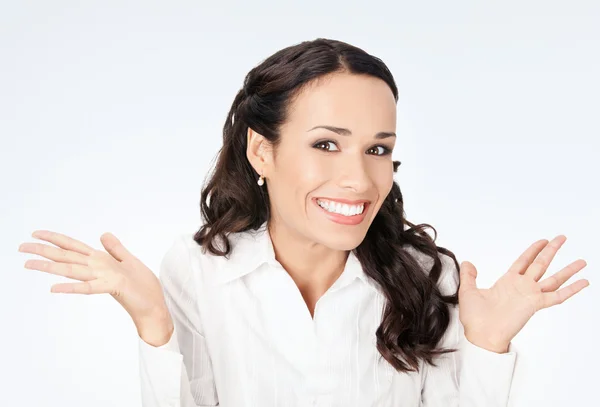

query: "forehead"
(284, 72), (397, 132)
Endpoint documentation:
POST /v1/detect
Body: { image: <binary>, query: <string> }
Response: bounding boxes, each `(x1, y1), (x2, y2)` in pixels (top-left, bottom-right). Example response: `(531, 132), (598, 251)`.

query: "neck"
(267, 220), (348, 296)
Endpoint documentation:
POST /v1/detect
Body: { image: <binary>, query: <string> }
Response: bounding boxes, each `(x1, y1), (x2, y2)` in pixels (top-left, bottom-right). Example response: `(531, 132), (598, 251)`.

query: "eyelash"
(312, 140), (392, 156)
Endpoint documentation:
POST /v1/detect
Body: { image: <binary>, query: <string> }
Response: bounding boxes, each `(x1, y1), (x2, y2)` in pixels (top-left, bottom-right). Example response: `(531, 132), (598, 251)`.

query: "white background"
(1, 1), (598, 406)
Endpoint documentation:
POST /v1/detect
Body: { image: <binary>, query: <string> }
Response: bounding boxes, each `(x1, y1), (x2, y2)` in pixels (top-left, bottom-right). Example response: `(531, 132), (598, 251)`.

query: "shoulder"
(158, 233), (199, 282)
(159, 229), (257, 281)
(160, 233), (199, 269)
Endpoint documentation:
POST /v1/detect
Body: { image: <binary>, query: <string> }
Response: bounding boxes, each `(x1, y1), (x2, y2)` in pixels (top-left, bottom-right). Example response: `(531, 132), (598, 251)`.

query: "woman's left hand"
(458, 235), (589, 353)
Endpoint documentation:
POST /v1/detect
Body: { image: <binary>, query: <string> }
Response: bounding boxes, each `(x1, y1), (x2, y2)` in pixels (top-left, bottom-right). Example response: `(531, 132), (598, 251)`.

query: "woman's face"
(251, 71), (397, 251)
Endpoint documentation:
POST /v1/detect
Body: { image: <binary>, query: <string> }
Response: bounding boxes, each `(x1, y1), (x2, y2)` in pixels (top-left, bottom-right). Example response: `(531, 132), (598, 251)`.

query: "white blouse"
(138, 223), (518, 407)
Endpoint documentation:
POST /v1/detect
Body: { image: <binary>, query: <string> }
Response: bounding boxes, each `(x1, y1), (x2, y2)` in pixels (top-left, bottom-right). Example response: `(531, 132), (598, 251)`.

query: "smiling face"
(248, 71), (397, 250)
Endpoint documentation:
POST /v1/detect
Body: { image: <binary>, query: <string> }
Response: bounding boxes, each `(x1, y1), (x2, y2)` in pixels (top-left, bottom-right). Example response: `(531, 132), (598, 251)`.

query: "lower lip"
(312, 198), (369, 225)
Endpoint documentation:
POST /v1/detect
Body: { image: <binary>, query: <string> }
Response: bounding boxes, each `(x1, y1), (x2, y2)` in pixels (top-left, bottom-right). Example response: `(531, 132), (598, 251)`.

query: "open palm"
(19, 230), (169, 327)
(458, 235), (589, 353)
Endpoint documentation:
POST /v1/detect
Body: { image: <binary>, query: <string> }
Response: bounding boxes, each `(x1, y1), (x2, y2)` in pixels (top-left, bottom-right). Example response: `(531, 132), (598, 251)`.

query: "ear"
(246, 127), (273, 177)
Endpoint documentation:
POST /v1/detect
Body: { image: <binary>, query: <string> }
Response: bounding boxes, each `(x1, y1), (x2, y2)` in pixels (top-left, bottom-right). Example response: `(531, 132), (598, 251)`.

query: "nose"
(336, 154), (372, 193)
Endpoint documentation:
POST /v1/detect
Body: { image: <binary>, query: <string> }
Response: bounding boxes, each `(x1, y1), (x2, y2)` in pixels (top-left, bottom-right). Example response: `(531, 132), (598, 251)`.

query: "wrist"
(464, 330), (510, 354)
(135, 308), (174, 347)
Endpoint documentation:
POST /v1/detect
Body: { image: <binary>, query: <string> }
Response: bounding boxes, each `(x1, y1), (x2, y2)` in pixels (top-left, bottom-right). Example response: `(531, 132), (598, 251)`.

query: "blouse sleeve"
(138, 235), (219, 407)
(420, 253), (518, 407)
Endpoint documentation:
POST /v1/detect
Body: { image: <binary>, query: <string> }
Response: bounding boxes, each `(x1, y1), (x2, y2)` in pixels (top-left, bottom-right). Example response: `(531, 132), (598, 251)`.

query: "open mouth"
(315, 198), (366, 217)
(312, 197), (371, 226)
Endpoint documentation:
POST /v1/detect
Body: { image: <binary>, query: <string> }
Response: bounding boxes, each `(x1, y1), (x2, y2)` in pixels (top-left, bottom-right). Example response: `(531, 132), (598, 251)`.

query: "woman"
(18, 38), (589, 407)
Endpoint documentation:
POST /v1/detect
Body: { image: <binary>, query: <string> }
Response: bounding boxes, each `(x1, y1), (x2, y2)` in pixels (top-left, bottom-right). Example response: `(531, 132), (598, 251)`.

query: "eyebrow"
(307, 125), (396, 139)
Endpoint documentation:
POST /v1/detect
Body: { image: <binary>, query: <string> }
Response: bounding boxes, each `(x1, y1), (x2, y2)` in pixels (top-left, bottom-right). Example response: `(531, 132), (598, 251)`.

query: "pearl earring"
(257, 175), (265, 186)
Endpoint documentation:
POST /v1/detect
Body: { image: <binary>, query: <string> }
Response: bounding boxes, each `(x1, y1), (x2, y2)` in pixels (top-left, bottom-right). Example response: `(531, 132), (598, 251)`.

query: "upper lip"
(314, 197), (371, 205)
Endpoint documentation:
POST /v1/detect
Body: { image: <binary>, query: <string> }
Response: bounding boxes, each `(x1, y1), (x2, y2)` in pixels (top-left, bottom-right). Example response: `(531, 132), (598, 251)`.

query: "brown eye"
(313, 140), (339, 152)
(367, 145), (391, 156)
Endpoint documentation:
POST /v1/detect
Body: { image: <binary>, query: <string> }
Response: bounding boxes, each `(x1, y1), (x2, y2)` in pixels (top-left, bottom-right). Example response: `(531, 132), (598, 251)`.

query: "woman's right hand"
(18, 230), (174, 344)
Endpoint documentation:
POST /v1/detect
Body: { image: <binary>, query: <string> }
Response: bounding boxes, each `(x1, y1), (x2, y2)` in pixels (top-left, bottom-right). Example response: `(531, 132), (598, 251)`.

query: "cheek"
(383, 173), (394, 194)
(267, 152), (326, 219)
(275, 149), (331, 191)
(372, 164), (394, 202)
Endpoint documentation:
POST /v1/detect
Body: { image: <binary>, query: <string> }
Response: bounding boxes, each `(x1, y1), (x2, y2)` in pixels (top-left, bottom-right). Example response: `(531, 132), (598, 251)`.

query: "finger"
(508, 239), (549, 274)
(24, 259), (96, 281)
(539, 259), (587, 292)
(50, 279), (114, 295)
(100, 232), (134, 262)
(458, 261), (478, 293)
(18, 242), (89, 265)
(30, 230), (94, 256)
(525, 235), (567, 281)
(540, 279), (590, 309)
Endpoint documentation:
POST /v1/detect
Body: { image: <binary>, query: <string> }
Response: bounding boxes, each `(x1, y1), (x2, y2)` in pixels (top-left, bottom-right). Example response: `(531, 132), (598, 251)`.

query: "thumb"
(100, 232), (133, 262)
(459, 260), (479, 293)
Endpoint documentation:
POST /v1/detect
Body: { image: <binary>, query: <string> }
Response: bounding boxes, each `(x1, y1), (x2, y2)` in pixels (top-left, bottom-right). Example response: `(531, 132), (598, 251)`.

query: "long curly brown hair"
(193, 38), (461, 373)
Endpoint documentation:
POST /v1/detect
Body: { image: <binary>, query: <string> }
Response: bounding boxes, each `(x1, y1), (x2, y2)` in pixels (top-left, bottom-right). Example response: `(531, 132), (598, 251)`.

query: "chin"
(319, 230), (368, 251)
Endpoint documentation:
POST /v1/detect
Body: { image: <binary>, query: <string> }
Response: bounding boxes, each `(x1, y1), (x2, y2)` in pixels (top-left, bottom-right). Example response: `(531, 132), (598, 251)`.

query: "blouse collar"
(212, 222), (380, 293)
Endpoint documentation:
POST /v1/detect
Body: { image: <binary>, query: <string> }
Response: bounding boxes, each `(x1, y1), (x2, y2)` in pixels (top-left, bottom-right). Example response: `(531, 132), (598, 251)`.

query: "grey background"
(1, 1), (598, 406)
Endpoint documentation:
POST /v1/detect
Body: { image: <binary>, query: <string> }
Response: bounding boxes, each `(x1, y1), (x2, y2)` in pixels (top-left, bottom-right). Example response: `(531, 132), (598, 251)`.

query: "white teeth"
(316, 199), (365, 216)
